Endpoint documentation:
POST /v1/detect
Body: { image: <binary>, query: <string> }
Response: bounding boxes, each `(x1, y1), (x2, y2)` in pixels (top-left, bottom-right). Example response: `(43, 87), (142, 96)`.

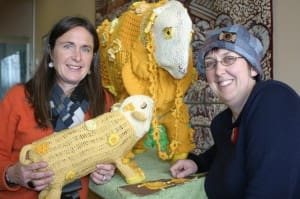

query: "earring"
(87, 70), (91, 75)
(48, 62), (54, 68)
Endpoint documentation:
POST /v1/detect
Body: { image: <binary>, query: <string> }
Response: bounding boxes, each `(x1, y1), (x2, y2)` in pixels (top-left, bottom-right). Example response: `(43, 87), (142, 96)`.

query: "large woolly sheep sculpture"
(97, 0), (197, 161)
(19, 95), (154, 199)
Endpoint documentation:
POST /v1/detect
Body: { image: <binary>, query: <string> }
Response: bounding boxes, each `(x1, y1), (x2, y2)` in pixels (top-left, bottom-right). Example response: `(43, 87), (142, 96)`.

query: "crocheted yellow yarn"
(19, 95), (154, 199)
(97, 0), (197, 161)
(138, 178), (189, 190)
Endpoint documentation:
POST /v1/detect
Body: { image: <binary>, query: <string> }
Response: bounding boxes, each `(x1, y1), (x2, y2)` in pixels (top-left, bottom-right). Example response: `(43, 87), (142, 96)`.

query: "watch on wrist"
(5, 171), (17, 186)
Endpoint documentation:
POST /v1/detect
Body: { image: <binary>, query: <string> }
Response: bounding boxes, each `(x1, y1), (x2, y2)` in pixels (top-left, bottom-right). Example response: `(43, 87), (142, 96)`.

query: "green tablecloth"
(89, 149), (207, 199)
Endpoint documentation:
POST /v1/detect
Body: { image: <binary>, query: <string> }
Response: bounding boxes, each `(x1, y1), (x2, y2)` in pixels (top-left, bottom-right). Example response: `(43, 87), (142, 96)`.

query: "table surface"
(89, 148), (207, 199)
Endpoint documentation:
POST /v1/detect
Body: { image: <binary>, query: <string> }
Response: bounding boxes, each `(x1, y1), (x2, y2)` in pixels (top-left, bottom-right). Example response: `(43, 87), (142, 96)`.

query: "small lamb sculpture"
(19, 95), (154, 199)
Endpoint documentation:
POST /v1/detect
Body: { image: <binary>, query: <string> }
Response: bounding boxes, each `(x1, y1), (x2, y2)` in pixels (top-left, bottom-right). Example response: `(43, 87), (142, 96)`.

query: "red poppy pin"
(231, 127), (239, 144)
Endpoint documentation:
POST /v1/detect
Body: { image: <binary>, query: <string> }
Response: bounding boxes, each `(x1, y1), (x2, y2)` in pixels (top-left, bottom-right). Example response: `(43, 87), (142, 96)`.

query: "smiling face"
(51, 26), (94, 94)
(205, 48), (258, 116)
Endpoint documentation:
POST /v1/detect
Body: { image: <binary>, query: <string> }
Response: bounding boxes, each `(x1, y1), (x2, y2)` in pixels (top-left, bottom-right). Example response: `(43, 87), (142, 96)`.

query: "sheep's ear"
(131, 111), (147, 121)
(111, 103), (121, 111)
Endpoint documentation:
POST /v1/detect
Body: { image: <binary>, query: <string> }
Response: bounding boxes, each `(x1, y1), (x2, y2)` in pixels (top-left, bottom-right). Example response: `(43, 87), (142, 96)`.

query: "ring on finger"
(27, 180), (35, 189)
(102, 175), (107, 181)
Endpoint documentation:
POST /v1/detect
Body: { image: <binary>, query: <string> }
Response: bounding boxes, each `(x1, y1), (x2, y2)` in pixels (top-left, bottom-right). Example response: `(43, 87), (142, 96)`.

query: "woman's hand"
(170, 159), (198, 178)
(90, 163), (116, 185)
(6, 161), (54, 191)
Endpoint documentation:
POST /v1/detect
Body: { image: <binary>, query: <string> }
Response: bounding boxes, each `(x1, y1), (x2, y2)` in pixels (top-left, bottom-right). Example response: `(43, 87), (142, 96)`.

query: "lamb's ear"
(131, 111), (147, 121)
(111, 103), (121, 112)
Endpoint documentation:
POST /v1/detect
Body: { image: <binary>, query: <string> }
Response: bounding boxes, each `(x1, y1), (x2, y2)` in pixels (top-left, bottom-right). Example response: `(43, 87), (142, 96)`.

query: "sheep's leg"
(39, 184), (63, 199)
(115, 158), (145, 184)
(39, 189), (49, 199)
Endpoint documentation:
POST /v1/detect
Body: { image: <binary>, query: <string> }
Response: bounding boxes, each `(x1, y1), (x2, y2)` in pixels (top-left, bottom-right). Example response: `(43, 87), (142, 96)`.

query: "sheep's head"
(150, 0), (193, 79)
(120, 95), (154, 138)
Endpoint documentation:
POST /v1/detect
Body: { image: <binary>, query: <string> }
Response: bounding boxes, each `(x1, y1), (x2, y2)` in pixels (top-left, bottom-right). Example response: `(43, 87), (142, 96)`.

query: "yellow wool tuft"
(108, 133), (120, 146)
(84, 120), (97, 130)
(65, 171), (76, 181)
(35, 143), (49, 156)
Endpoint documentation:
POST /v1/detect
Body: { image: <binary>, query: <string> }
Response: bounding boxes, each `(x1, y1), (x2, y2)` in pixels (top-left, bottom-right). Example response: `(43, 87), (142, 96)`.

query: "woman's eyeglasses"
(203, 56), (243, 71)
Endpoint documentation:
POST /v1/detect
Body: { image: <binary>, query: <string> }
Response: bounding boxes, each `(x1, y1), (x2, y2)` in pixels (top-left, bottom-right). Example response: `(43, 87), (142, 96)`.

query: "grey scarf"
(49, 83), (89, 199)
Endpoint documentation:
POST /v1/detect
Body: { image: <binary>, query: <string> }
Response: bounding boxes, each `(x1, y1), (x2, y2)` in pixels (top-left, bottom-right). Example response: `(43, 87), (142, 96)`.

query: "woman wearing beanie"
(170, 24), (300, 199)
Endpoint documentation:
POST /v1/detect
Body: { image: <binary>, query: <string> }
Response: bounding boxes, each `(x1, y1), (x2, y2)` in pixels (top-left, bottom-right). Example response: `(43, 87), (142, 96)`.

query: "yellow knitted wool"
(97, 0), (197, 160)
(19, 95), (154, 199)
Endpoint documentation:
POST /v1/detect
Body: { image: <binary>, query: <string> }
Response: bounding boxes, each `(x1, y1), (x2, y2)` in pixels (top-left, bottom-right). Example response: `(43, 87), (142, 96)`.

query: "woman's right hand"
(170, 159), (198, 178)
(6, 161), (54, 191)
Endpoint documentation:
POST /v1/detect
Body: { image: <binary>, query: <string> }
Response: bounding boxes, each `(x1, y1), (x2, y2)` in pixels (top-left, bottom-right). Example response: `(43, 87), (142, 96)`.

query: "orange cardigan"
(0, 84), (113, 199)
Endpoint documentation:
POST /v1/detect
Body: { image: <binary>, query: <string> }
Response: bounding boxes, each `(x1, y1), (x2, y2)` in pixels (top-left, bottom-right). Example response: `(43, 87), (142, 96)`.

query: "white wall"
(35, 0), (95, 62)
(0, 0), (33, 38)
(273, 0), (300, 94)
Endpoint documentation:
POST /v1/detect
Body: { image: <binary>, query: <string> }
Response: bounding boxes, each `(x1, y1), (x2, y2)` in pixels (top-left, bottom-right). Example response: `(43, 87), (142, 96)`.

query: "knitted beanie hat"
(196, 24), (264, 80)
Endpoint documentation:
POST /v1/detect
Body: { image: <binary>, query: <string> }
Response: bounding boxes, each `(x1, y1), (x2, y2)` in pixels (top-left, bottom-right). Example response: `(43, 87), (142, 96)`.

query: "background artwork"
(95, 0), (273, 154)
(95, 0), (133, 25)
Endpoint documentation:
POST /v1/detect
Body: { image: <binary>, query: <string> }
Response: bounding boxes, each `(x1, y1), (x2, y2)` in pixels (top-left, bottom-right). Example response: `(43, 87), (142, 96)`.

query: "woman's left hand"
(90, 163), (116, 184)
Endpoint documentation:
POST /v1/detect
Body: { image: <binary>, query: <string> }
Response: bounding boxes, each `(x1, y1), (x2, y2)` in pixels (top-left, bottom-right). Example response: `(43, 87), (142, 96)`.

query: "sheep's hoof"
(172, 152), (188, 162)
(126, 170), (145, 184)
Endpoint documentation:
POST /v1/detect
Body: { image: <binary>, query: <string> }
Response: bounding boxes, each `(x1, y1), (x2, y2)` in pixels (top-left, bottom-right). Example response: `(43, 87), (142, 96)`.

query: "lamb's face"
(120, 95), (154, 138)
(152, 0), (193, 79)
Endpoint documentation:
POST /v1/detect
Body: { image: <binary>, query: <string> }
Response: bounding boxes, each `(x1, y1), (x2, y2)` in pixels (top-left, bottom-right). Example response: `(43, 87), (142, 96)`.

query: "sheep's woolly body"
(97, 0), (197, 160)
(19, 95), (154, 199)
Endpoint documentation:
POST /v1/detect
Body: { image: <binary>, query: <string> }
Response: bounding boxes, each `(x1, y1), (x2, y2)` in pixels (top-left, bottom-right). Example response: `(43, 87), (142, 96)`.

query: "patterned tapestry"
(95, 0), (273, 154)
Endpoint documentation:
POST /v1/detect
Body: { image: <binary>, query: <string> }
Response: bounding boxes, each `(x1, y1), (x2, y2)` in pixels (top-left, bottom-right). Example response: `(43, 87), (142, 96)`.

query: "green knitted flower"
(144, 124), (169, 152)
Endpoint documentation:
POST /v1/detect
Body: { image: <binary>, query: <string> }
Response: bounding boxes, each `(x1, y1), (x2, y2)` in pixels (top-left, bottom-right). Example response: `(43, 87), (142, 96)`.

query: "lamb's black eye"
(141, 102), (147, 109)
